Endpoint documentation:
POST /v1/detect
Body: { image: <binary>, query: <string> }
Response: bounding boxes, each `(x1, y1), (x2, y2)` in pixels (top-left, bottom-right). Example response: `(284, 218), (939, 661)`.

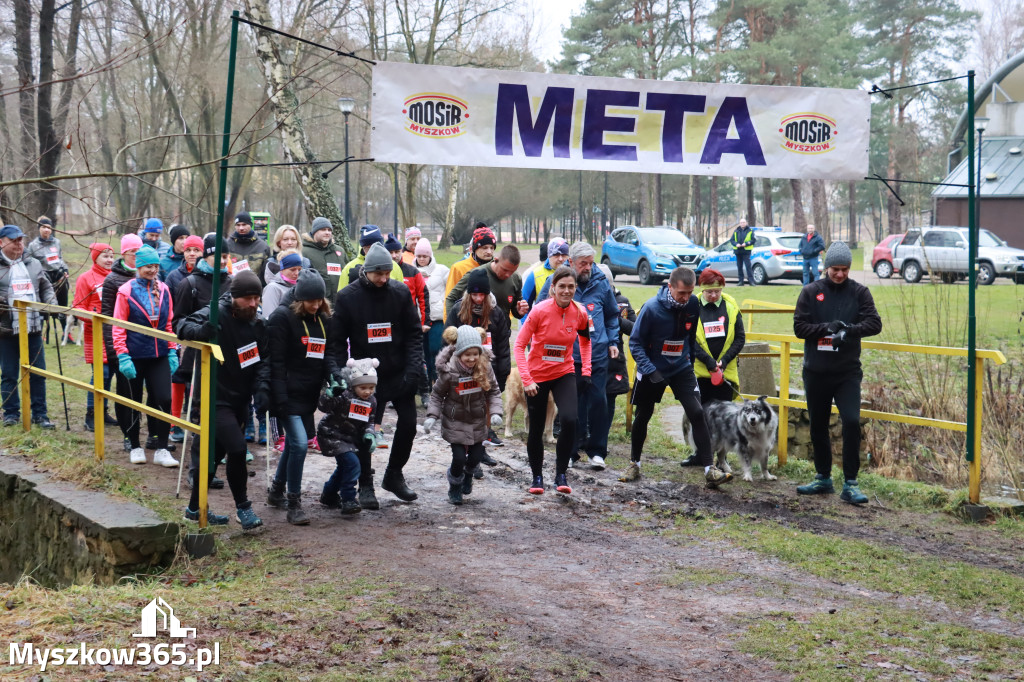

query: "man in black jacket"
(177, 271), (271, 530)
(793, 241), (882, 505)
(226, 212), (272, 286)
(331, 242), (424, 507)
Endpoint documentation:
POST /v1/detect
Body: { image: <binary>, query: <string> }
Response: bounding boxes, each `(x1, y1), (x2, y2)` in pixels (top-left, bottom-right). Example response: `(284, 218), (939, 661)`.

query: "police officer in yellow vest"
(692, 268), (746, 404)
(729, 219), (756, 286)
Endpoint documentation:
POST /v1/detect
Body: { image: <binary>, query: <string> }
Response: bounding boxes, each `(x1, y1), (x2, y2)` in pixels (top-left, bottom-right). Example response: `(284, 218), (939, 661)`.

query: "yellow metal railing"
(15, 300), (224, 528)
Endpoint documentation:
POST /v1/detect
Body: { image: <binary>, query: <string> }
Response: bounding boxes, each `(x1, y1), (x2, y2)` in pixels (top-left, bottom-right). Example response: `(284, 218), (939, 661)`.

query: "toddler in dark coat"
(317, 357), (379, 514)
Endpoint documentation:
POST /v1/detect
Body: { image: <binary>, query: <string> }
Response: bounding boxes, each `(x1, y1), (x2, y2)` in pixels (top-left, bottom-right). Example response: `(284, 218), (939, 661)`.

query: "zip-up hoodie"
(538, 266), (619, 368)
(112, 276), (176, 359)
(72, 260), (112, 363)
(513, 297), (591, 387)
(629, 285), (699, 379)
(793, 276), (882, 373)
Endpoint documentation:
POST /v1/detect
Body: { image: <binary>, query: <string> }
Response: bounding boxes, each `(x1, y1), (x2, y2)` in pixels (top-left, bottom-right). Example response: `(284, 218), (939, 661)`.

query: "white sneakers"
(153, 448), (179, 468)
(129, 448), (147, 464)
(590, 455), (606, 470)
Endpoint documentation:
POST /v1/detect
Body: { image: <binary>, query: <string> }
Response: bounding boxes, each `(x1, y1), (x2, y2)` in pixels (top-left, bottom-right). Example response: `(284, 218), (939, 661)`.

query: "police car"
(695, 227), (821, 284)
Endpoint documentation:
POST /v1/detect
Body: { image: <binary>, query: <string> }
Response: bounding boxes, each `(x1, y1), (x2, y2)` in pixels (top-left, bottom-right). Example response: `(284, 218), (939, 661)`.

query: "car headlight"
(654, 252), (672, 260)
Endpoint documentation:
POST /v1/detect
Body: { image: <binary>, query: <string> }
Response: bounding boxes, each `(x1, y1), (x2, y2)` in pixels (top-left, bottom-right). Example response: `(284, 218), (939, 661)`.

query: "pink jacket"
(514, 297), (591, 386)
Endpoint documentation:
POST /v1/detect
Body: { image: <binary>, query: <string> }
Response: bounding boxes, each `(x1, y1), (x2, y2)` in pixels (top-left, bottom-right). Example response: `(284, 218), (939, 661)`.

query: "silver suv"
(895, 226), (1024, 285)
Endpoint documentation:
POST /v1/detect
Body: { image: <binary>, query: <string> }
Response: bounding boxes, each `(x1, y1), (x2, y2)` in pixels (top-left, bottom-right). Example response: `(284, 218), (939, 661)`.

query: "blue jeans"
(802, 257), (819, 285)
(423, 321), (445, 386)
(0, 333), (47, 420)
(323, 451), (361, 502)
(276, 414), (310, 495)
(85, 363), (113, 410)
(577, 362), (610, 459)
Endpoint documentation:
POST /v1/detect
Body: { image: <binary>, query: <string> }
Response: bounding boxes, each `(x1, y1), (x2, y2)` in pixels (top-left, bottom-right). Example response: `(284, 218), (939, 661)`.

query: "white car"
(895, 226), (1024, 285)
(696, 228), (821, 285)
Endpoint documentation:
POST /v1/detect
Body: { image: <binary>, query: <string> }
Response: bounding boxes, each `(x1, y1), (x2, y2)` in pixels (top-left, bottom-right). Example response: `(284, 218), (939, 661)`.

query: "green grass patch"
(739, 604), (1024, 680)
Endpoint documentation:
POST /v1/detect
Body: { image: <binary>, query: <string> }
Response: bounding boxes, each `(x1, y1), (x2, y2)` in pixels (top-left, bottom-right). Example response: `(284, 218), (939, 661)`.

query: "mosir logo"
(780, 113), (837, 154)
(404, 93), (468, 138)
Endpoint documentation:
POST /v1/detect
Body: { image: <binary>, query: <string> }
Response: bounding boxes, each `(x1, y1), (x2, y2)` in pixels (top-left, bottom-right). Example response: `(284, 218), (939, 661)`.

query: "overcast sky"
(530, 0), (587, 64)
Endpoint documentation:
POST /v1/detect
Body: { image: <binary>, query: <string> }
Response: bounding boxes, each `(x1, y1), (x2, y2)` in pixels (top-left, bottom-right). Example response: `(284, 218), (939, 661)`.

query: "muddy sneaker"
(796, 474), (835, 496)
(483, 430), (504, 448)
(340, 498), (362, 514)
(319, 490), (341, 509)
(129, 448), (147, 465)
(555, 473), (572, 494)
(528, 475), (544, 495)
(274, 436), (286, 453)
(358, 486), (380, 510)
(268, 479), (288, 508)
(704, 465), (733, 488)
(169, 426), (185, 443)
(183, 507), (229, 525)
(590, 455), (606, 470)
(153, 448), (179, 468)
(479, 448), (498, 465)
(619, 461), (641, 482)
(286, 493), (309, 526)
(840, 480), (868, 505)
(679, 454), (702, 467)
(235, 504), (263, 530)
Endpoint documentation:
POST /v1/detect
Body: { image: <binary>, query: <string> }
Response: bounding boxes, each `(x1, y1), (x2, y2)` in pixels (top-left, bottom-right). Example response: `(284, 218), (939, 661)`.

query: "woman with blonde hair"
(265, 225), (309, 284)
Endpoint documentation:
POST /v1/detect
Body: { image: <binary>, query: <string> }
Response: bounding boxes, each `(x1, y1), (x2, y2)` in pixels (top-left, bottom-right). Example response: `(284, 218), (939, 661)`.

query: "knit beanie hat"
(454, 325), (484, 356)
(471, 226), (496, 252)
(362, 242), (393, 273)
(414, 239), (433, 257)
(143, 218), (163, 233)
(183, 235), (204, 251)
(548, 237), (569, 257)
(120, 233), (144, 254)
(230, 270), (262, 298)
(823, 241), (852, 269)
(135, 245), (161, 268)
(343, 357), (379, 387)
(37, 217), (53, 227)
(466, 267), (490, 295)
(168, 224), (190, 244)
(405, 226), (422, 240)
(359, 224), (384, 247)
(89, 243), (113, 263)
(278, 252), (303, 270)
(202, 232), (219, 258)
(293, 269), (326, 301)
(384, 233), (403, 253)
(235, 211), (251, 225)
(310, 217), (332, 237)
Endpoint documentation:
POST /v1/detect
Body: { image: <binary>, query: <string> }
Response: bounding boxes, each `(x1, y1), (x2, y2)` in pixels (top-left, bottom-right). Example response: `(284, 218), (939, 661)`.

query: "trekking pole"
(265, 411), (273, 486)
(52, 327), (71, 430)
(175, 361), (199, 498)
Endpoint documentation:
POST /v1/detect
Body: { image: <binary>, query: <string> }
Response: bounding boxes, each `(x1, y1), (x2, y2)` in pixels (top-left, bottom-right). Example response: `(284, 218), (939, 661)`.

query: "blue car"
(600, 226), (706, 285)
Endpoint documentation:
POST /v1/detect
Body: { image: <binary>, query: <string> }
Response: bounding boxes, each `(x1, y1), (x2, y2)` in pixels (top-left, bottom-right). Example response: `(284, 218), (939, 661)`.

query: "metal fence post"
(92, 317), (105, 460)
(969, 358), (984, 504)
(199, 346), (212, 529)
(17, 304), (30, 431)
(778, 339), (791, 465)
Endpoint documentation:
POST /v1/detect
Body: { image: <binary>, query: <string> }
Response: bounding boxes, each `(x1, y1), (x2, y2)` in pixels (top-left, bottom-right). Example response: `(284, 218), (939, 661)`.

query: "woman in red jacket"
(513, 267), (591, 495)
(73, 243), (117, 431)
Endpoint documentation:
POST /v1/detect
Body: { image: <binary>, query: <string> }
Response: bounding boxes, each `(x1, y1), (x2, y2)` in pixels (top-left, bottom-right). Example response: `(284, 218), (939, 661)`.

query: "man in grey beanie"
(792, 240), (882, 506)
(302, 216), (345, 296)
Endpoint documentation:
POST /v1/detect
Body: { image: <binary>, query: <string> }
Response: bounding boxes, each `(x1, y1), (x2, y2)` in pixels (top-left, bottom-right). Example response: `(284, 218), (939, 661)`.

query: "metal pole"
(603, 171), (609, 237)
(393, 163), (400, 235)
(965, 71), (979, 503)
(344, 112), (352, 239)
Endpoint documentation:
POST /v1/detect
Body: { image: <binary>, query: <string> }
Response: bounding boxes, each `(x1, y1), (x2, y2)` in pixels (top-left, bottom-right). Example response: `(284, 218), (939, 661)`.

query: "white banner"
(371, 62), (870, 180)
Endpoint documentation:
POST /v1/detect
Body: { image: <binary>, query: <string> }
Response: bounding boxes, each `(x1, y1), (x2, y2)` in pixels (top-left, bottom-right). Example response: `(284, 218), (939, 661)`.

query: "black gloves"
(194, 320), (217, 341)
(831, 329), (848, 350)
(577, 373), (592, 391)
(648, 370), (665, 385)
(826, 319), (849, 335)
(253, 389), (271, 415)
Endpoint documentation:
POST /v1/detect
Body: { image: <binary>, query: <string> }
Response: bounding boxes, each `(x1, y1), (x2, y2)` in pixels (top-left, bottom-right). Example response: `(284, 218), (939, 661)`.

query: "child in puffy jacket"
(316, 357), (379, 515)
(424, 325), (503, 505)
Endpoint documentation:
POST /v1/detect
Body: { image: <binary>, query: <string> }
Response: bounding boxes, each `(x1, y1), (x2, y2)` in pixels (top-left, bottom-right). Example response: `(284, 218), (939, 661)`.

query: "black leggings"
(526, 373), (577, 477)
(804, 368), (862, 482)
(450, 443), (485, 479)
(364, 390), (416, 485)
(697, 377), (739, 404)
(630, 370), (712, 466)
(188, 404), (251, 511)
(115, 356), (171, 449)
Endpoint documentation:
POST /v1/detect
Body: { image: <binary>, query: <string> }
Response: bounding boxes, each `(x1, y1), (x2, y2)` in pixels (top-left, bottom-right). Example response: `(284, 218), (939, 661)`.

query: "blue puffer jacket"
(629, 285), (699, 380)
(112, 276), (174, 359)
(538, 266), (620, 368)
(159, 249), (184, 282)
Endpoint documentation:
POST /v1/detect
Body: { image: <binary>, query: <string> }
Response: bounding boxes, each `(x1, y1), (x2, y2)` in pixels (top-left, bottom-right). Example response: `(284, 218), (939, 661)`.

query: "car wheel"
(874, 260), (893, 279)
(638, 260), (653, 285)
(902, 261), (922, 283)
(977, 262), (996, 286)
(939, 272), (957, 285)
(601, 256), (615, 279)
(751, 263), (768, 285)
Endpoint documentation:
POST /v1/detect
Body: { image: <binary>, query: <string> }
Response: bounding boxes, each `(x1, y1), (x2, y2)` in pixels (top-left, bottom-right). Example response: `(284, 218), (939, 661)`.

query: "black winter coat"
(330, 275), (423, 399)
(794, 277), (882, 373)
(267, 304), (333, 416)
(606, 291), (635, 395)
(177, 298), (271, 410)
(317, 389), (376, 458)
(444, 298), (511, 381)
(171, 267), (230, 384)
(101, 258), (136, 362)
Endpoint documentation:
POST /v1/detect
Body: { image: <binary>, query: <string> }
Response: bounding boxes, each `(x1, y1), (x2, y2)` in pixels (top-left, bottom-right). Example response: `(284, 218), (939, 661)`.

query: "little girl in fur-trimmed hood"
(423, 325), (503, 505)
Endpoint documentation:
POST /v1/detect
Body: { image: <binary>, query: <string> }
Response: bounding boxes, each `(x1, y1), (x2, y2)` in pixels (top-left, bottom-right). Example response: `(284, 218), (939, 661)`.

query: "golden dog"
(504, 366), (556, 444)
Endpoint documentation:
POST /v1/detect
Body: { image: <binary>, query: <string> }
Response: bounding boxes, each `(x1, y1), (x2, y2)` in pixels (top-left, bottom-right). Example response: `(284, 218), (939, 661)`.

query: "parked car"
(695, 227), (821, 285)
(872, 233), (904, 279)
(601, 226), (705, 285)
(894, 226), (1024, 285)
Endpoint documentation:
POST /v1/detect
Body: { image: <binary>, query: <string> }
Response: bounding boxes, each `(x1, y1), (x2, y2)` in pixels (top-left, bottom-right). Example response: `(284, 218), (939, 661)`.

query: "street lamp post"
(337, 97), (356, 239)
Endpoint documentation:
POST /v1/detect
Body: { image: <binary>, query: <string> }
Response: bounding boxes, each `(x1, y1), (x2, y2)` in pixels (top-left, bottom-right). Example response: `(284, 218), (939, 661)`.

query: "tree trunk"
(790, 179), (807, 230)
(761, 178), (773, 225)
(745, 177), (757, 226)
(692, 176), (703, 245)
(654, 173), (663, 225)
(677, 175), (690, 232)
(439, 166), (459, 248)
(810, 179), (829, 242)
(710, 177), (719, 245)
(14, 0), (40, 220)
(243, 0), (355, 257)
(847, 180), (856, 244)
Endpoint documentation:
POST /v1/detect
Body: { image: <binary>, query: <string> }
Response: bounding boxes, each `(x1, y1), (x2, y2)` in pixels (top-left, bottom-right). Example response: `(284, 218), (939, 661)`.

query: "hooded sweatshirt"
(73, 257), (112, 363)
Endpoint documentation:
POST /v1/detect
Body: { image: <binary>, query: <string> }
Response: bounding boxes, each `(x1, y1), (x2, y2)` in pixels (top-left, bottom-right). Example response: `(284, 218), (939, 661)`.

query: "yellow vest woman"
(693, 269), (746, 402)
